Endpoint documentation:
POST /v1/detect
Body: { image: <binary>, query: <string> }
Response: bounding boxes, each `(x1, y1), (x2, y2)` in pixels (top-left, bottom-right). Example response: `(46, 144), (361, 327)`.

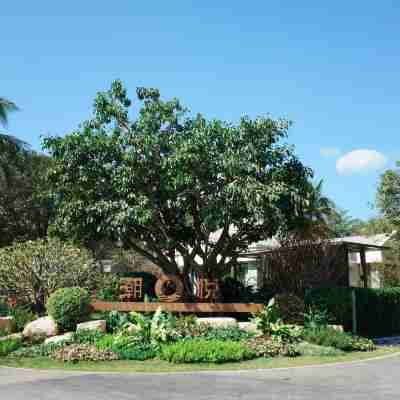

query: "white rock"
(238, 322), (259, 333)
(196, 317), (237, 328)
(0, 317), (15, 334)
(44, 332), (74, 345)
(76, 320), (106, 333)
(328, 324), (344, 332)
(23, 316), (58, 338)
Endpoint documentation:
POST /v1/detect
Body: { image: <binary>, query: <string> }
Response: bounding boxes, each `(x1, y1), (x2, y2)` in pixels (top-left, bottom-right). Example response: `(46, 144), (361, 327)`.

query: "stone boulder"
(23, 316), (58, 338)
(196, 317), (237, 329)
(0, 317), (15, 334)
(76, 320), (106, 333)
(44, 332), (74, 345)
(238, 321), (260, 333)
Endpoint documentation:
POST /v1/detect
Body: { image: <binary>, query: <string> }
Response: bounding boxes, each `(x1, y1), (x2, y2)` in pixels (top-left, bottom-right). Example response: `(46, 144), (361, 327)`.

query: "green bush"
(305, 286), (400, 337)
(46, 287), (91, 332)
(0, 338), (22, 357)
(8, 306), (37, 332)
(160, 339), (256, 363)
(303, 327), (375, 352)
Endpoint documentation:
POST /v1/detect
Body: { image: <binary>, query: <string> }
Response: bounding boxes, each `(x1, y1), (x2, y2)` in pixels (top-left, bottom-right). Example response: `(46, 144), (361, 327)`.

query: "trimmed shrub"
(46, 287), (91, 332)
(160, 339), (256, 363)
(305, 286), (400, 337)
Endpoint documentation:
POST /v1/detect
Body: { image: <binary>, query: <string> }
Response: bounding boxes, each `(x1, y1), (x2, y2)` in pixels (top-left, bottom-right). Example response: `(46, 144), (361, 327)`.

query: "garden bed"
(0, 348), (397, 373)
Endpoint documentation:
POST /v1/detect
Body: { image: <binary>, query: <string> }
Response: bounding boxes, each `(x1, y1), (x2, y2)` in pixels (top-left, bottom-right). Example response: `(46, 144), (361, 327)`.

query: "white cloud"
(320, 147), (340, 157)
(336, 149), (387, 175)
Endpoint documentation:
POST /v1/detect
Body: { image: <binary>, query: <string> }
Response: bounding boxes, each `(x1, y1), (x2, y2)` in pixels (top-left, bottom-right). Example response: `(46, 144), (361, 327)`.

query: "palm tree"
(0, 97), (18, 126)
(296, 180), (339, 239)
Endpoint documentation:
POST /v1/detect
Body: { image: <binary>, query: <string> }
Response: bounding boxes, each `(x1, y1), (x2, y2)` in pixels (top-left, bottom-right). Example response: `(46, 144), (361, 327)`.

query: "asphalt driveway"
(1, 353), (399, 400)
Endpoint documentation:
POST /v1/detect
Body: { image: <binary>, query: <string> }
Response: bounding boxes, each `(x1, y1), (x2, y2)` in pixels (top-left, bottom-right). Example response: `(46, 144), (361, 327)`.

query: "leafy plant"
(0, 338), (22, 356)
(251, 298), (282, 335)
(46, 287), (91, 332)
(161, 339), (256, 363)
(105, 311), (130, 333)
(8, 306), (37, 332)
(72, 329), (105, 345)
(303, 306), (330, 329)
(303, 327), (375, 352)
(200, 327), (255, 342)
(111, 335), (158, 360)
(295, 342), (345, 357)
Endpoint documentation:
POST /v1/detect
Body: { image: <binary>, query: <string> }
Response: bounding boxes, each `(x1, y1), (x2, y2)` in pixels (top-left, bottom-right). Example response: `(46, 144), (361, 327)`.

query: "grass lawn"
(0, 347), (398, 373)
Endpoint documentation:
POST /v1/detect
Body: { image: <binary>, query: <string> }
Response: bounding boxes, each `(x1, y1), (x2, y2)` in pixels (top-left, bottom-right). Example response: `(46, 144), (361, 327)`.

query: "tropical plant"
(0, 97), (18, 127)
(251, 298), (282, 335)
(303, 306), (330, 329)
(43, 80), (311, 290)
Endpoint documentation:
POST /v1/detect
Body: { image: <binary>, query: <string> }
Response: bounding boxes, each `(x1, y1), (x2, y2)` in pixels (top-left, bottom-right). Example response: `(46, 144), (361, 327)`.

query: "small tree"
(43, 80), (312, 291)
(0, 239), (102, 313)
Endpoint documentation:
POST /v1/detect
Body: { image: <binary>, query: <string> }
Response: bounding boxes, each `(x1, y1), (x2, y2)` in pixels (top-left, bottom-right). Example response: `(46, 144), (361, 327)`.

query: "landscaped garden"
(1, 284), (394, 372)
(2, 80), (400, 374)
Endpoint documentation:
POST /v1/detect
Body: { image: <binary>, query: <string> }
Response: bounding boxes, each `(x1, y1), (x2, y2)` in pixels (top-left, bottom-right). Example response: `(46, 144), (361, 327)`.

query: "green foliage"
(9, 342), (66, 358)
(0, 297), (8, 317)
(105, 311), (130, 333)
(124, 308), (179, 343)
(161, 339), (256, 364)
(8, 306), (37, 332)
(200, 327), (255, 342)
(43, 80), (311, 279)
(251, 298), (282, 335)
(46, 287), (91, 332)
(376, 163), (400, 227)
(306, 286), (400, 337)
(295, 342), (345, 357)
(0, 338), (22, 357)
(219, 277), (254, 303)
(0, 137), (52, 247)
(245, 336), (300, 358)
(303, 306), (330, 329)
(305, 287), (352, 329)
(0, 239), (101, 312)
(303, 327), (375, 352)
(72, 329), (105, 345)
(110, 335), (158, 360)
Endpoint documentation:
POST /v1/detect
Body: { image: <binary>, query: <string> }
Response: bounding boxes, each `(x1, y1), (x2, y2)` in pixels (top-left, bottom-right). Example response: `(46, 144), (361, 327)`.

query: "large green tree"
(43, 80), (312, 284)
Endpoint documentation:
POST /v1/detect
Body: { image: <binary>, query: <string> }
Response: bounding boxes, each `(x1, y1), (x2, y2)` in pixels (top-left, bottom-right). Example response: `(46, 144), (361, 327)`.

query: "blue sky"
(2, 2), (399, 220)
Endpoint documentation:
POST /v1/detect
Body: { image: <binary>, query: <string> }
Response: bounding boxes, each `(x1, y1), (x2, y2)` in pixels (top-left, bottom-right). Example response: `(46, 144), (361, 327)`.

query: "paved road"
(1, 354), (399, 400)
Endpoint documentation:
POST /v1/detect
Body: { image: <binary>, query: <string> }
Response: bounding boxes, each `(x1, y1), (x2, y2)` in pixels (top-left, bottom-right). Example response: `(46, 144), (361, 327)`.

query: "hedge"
(305, 287), (400, 338)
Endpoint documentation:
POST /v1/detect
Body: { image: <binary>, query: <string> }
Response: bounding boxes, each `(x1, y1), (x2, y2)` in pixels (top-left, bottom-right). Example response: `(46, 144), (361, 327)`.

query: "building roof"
(240, 233), (393, 257)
